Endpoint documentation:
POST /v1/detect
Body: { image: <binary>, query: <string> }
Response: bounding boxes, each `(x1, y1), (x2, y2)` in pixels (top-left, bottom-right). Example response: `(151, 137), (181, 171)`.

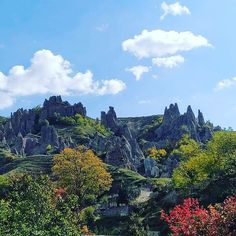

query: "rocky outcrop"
(198, 109), (205, 126)
(144, 158), (160, 177)
(40, 125), (59, 148)
(101, 107), (144, 170)
(163, 103), (180, 123)
(0, 96), (86, 156)
(154, 103), (213, 146)
(10, 109), (36, 136)
(101, 106), (120, 134)
(40, 95), (86, 120)
(144, 155), (179, 178)
(0, 96), (218, 174)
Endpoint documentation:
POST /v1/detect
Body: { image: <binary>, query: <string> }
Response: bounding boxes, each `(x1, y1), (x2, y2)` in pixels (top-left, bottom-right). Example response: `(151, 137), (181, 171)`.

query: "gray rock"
(10, 108), (36, 136)
(163, 103), (180, 124)
(198, 109), (205, 126)
(105, 135), (134, 169)
(144, 158), (160, 177)
(24, 137), (40, 155)
(101, 106), (119, 133)
(101, 107), (144, 170)
(155, 104), (212, 145)
(40, 125), (59, 147)
(40, 95), (86, 120)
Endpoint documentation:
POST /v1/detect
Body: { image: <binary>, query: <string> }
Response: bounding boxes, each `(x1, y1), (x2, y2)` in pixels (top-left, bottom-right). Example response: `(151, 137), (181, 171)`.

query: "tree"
(161, 195), (236, 236)
(145, 147), (167, 160)
(0, 174), (80, 236)
(52, 146), (112, 205)
(172, 134), (201, 160)
(127, 214), (147, 236)
(172, 132), (236, 200)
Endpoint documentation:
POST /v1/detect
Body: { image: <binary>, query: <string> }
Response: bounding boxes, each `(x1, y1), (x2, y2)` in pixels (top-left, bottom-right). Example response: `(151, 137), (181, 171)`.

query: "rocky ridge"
(0, 96), (218, 175)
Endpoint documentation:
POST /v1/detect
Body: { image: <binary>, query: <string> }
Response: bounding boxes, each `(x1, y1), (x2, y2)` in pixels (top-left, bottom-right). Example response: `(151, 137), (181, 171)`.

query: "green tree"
(127, 214), (147, 236)
(173, 132), (236, 199)
(172, 134), (201, 160)
(0, 174), (80, 236)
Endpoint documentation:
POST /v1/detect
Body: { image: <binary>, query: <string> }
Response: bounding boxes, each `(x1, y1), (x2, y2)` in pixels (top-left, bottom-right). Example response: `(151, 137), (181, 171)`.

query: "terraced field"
(0, 155), (53, 175)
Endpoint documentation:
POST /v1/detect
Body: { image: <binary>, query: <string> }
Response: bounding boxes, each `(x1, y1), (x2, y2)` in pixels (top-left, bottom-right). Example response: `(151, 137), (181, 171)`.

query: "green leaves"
(172, 134), (201, 161)
(0, 175), (80, 236)
(52, 146), (112, 206)
(172, 132), (236, 197)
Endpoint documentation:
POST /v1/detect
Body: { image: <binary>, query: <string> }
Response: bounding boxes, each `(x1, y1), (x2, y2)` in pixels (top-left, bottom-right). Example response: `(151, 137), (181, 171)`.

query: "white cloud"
(160, 1), (191, 20)
(152, 55), (185, 68)
(122, 29), (211, 59)
(216, 77), (236, 91)
(138, 100), (151, 105)
(126, 65), (149, 81)
(0, 49), (126, 109)
(95, 24), (109, 32)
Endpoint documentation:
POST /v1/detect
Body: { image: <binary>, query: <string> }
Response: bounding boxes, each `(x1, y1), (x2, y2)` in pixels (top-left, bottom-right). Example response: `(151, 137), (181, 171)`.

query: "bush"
(58, 113), (110, 137)
(172, 132), (236, 199)
(161, 195), (236, 236)
(145, 147), (167, 161)
(79, 206), (96, 228)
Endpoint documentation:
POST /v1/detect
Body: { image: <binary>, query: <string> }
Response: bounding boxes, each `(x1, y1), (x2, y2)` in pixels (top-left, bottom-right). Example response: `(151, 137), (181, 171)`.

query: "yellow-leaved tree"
(52, 146), (112, 204)
(145, 147), (167, 160)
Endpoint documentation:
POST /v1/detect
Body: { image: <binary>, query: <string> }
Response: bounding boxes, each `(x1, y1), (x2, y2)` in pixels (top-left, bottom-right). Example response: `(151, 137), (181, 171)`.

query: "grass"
(0, 148), (18, 166)
(58, 114), (111, 137)
(0, 155), (53, 176)
(108, 165), (146, 185)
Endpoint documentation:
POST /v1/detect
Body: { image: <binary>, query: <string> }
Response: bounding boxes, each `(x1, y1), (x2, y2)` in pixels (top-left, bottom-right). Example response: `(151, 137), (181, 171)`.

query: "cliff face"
(153, 103), (213, 147)
(0, 96), (85, 156)
(101, 107), (144, 170)
(0, 96), (218, 172)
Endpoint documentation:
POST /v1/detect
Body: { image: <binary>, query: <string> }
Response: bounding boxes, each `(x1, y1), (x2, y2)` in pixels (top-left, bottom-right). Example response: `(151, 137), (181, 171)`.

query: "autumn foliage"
(52, 146), (112, 204)
(161, 195), (236, 236)
(145, 147), (167, 160)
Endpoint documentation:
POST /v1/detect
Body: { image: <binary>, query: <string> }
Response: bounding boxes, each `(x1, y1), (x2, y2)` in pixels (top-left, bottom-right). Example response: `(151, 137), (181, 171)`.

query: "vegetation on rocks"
(0, 96), (236, 235)
(59, 114), (111, 137)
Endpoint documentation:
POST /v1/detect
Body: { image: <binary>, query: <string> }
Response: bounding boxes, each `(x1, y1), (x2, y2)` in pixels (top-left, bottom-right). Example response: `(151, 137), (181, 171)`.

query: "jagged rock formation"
(101, 107), (144, 170)
(153, 103), (213, 148)
(144, 158), (160, 177)
(40, 96), (86, 120)
(101, 107), (119, 134)
(0, 96), (86, 156)
(0, 96), (218, 174)
(119, 103), (215, 177)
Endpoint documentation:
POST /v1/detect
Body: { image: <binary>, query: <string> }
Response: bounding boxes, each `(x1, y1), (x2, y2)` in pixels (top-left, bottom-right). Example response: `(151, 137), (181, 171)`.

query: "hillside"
(0, 96), (219, 176)
(1, 96), (236, 235)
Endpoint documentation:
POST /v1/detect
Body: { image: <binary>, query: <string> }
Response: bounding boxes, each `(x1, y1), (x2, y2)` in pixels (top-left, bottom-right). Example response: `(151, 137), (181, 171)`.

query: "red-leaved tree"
(161, 195), (236, 236)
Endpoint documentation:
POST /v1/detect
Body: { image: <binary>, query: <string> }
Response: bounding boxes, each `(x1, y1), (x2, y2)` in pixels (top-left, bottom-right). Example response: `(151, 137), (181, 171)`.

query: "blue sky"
(0, 0), (236, 128)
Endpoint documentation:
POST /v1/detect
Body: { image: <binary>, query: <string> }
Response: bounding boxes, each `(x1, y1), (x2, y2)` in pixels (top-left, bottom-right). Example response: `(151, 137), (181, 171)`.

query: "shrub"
(161, 195), (236, 236)
(172, 132), (236, 198)
(145, 147), (167, 160)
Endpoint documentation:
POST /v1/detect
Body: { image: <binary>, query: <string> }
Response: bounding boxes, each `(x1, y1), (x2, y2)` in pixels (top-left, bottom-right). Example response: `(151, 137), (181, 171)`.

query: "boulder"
(40, 125), (59, 147)
(144, 158), (160, 177)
